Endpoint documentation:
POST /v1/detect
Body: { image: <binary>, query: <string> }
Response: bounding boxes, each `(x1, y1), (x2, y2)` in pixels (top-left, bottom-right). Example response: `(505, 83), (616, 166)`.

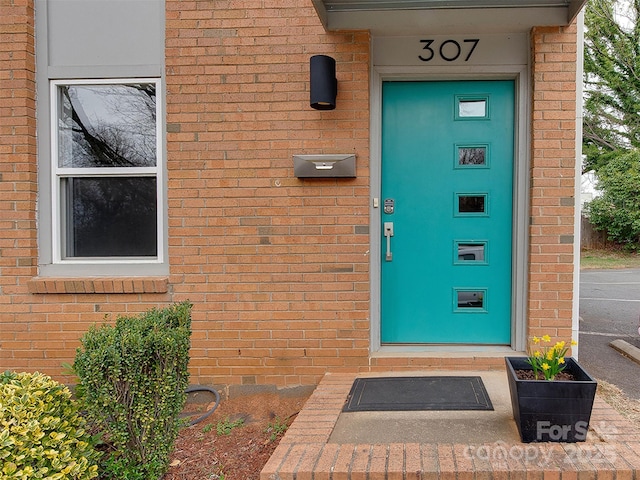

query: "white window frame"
(49, 78), (165, 268)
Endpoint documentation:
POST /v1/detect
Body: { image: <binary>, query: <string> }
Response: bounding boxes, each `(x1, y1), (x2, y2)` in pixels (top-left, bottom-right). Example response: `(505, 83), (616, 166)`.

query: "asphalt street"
(579, 268), (640, 399)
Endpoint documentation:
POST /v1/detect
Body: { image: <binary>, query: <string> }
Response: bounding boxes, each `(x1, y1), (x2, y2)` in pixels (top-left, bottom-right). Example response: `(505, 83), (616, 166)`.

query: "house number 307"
(419, 39), (480, 62)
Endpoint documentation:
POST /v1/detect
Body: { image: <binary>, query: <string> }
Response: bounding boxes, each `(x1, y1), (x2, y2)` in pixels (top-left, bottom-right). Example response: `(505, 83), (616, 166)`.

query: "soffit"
(311, 0), (588, 34)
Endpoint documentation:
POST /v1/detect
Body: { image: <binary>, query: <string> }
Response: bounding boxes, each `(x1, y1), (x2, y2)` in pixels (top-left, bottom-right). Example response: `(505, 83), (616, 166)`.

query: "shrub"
(0, 371), (100, 480)
(73, 302), (192, 480)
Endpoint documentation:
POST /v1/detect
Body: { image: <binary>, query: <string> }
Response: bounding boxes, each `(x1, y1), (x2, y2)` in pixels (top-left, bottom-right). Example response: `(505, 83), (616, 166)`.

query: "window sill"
(27, 277), (169, 295)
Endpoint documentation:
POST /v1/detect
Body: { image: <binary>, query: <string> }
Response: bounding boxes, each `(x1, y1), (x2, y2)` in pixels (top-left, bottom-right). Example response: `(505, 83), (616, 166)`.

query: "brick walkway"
(261, 372), (640, 479)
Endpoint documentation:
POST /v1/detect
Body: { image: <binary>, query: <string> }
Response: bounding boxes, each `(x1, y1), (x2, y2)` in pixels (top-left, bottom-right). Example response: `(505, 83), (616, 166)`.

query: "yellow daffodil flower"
(527, 333), (573, 380)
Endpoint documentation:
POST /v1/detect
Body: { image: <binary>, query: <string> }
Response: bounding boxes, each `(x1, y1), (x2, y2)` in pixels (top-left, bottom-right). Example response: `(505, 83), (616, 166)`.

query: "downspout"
(573, 9), (585, 358)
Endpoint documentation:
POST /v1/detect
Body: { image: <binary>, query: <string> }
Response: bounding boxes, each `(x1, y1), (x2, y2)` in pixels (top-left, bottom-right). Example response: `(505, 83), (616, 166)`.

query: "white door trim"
(369, 64), (530, 355)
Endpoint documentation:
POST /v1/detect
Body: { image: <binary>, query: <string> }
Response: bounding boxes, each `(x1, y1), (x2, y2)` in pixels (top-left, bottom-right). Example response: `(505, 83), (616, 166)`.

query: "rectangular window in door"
(455, 193), (488, 216)
(455, 241), (488, 265)
(454, 288), (488, 312)
(456, 144), (489, 168)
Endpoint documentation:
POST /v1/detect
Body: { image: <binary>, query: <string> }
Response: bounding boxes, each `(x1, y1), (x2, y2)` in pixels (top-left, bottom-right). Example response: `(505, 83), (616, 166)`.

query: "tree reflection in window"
(458, 147), (486, 166)
(56, 82), (159, 258)
(58, 84), (156, 168)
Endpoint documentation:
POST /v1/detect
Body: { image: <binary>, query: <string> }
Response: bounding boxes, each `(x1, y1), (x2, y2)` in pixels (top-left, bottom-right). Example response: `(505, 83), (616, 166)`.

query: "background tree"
(583, 0), (640, 249)
(585, 150), (640, 249)
(583, 0), (640, 173)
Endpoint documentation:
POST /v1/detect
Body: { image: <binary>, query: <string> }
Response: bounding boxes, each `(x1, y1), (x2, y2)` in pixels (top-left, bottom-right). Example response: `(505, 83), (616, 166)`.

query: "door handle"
(384, 222), (394, 261)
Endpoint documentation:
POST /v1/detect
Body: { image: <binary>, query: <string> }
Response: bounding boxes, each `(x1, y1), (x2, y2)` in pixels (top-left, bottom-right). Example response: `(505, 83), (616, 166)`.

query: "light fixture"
(310, 55), (337, 110)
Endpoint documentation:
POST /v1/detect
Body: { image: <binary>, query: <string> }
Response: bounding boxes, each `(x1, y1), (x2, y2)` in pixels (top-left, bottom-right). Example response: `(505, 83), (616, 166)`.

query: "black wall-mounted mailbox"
(293, 154), (356, 178)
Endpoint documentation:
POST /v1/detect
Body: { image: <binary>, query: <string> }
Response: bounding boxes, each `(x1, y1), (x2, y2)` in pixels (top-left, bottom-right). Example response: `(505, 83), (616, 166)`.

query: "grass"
(216, 417), (245, 436)
(265, 416), (290, 442)
(580, 249), (640, 269)
(201, 423), (214, 434)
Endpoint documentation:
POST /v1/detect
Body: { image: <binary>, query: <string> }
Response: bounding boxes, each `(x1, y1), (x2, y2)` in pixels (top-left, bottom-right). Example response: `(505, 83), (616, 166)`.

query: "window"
(455, 193), (488, 215)
(455, 95), (490, 120)
(454, 288), (488, 312)
(51, 79), (163, 263)
(458, 99), (486, 117)
(456, 144), (489, 168)
(454, 241), (488, 264)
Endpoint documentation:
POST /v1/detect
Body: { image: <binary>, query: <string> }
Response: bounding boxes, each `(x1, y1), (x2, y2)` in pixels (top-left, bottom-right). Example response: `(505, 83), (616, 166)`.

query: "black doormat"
(342, 376), (493, 412)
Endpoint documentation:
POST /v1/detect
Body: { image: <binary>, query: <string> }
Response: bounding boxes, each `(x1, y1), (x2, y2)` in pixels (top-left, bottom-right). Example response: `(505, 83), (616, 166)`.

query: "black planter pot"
(505, 356), (597, 443)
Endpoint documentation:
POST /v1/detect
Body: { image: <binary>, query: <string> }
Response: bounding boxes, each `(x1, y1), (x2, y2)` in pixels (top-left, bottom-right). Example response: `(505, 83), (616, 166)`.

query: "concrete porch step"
(261, 372), (640, 479)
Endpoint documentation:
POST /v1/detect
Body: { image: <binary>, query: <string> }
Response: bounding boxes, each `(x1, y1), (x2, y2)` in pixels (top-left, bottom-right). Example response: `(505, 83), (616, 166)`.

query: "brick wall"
(0, 1), (580, 389)
(164, 0), (371, 387)
(0, 0), (38, 368)
(528, 24), (578, 343)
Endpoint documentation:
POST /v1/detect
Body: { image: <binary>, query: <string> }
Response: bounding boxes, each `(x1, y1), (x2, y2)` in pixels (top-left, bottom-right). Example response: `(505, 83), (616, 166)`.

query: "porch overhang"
(311, 0), (588, 34)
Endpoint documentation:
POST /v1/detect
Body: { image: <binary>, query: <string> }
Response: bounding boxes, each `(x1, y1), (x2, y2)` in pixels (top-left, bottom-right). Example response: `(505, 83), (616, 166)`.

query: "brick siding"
(164, 0), (371, 386)
(0, 0), (38, 367)
(0, 1), (579, 389)
(529, 24), (578, 342)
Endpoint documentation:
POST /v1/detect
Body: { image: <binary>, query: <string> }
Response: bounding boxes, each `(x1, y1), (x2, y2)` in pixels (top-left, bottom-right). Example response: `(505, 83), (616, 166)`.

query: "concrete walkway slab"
(261, 370), (640, 480)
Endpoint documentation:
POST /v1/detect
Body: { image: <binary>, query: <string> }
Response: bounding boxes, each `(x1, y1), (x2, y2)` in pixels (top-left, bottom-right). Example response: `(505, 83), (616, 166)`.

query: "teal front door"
(381, 80), (514, 344)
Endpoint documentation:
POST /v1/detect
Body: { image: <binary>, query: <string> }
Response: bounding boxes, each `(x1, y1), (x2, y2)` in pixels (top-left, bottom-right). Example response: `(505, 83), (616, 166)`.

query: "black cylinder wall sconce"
(310, 55), (337, 110)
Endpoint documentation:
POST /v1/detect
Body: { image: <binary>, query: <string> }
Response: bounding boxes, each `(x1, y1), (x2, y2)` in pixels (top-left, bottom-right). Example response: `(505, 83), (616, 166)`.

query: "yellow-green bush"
(0, 371), (100, 480)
